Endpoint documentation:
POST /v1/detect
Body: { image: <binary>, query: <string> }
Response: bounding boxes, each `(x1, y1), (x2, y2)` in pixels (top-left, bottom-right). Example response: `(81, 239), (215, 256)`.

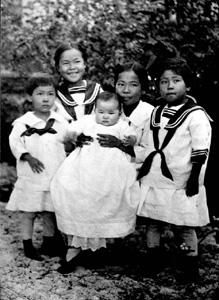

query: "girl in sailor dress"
(51, 92), (140, 274)
(137, 58), (212, 282)
(53, 41), (103, 123)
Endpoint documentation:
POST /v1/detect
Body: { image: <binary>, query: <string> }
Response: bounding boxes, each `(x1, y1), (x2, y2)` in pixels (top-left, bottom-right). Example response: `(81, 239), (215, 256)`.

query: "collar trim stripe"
(58, 83), (100, 107)
(83, 83), (100, 105)
(151, 106), (203, 130)
(68, 86), (86, 93)
(165, 107), (203, 129)
(191, 149), (209, 164)
(57, 90), (77, 106)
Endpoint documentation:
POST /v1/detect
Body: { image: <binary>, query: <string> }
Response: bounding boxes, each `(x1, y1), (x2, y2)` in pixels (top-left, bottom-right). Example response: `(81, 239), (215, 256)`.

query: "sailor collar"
(150, 96), (203, 130)
(57, 80), (101, 107)
(125, 100), (154, 127)
(13, 111), (64, 127)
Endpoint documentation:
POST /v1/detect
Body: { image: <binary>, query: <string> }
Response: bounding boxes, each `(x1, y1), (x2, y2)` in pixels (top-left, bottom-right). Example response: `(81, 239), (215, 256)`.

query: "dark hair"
(26, 72), (57, 96)
(54, 42), (87, 71)
(95, 91), (122, 111)
(156, 57), (194, 87)
(114, 61), (148, 91)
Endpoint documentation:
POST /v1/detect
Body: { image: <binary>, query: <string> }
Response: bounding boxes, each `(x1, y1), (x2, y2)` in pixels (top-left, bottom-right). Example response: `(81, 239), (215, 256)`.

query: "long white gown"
(51, 115), (140, 250)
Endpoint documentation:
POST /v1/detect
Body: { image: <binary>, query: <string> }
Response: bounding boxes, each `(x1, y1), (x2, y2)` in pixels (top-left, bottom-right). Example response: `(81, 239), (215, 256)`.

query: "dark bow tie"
(21, 118), (57, 137)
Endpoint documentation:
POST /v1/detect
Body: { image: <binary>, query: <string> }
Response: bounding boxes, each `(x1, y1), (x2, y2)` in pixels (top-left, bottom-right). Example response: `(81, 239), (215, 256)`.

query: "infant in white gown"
(51, 93), (140, 251)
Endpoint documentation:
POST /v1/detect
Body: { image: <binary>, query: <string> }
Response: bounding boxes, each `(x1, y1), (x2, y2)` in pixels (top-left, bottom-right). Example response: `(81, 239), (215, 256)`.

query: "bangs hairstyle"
(54, 42), (87, 70)
(114, 61), (148, 91)
(26, 72), (57, 96)
(95, 91), (122, 111)
(156, 57), (194, 88)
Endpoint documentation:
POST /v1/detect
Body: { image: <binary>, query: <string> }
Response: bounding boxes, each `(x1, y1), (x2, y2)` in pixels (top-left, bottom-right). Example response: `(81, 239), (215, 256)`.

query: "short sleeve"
(190, 110), (212, 164)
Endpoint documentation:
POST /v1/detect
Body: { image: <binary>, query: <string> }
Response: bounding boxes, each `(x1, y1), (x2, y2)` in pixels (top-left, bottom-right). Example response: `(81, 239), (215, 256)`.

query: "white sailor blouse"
(138, 96), (212, 187)
(9, 111), (68, 191)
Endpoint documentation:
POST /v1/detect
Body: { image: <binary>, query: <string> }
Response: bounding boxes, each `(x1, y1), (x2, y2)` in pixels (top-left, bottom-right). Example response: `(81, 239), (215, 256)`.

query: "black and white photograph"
(1, 1), (219, 299)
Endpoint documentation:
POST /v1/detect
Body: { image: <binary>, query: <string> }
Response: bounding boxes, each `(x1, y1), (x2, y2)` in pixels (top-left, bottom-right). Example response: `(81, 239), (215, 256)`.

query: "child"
(137, 57), (212, 282)
(6, 72), (68, 261)
(115, 62), (154, 170)
(51, 91), (140, 274)
(53, 41), (103, 123)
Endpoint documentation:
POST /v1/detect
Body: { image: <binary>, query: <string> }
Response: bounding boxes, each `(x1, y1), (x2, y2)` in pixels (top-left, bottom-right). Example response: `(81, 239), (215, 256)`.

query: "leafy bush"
(0, 163), (17, 188)
(0, 163), (17, 201)
(1, 0), (219, 89)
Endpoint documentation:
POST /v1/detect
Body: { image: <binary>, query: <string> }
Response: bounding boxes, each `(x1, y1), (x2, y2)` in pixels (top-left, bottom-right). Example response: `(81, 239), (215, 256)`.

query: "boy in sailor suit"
(137, 58), (212, 283)
(6, 73), (68, 260)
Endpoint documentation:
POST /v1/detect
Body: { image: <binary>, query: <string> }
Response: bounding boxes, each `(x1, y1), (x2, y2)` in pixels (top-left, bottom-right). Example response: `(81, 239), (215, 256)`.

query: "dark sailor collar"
(137, 95), (211, 181)
(151, 96), (205, 130)
(57, 80), (101, 107)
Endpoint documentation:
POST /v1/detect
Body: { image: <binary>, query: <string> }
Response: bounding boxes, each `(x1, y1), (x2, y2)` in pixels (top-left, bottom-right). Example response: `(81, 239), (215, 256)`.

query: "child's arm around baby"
(65, 122), (136, 157)
(96, 133), (136, 157)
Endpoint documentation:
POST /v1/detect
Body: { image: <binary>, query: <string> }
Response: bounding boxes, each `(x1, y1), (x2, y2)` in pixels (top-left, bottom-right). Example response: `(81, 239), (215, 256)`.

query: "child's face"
(115, 70), (142, 106)
(31, 86), (56, 116)
(159, 70), (189, 106)
(58, 48), (86, 85)
(95, 99), (120, 126)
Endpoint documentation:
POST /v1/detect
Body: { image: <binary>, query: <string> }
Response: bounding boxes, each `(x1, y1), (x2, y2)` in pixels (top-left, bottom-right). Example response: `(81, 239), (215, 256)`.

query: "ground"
(0, 201), (218, 300)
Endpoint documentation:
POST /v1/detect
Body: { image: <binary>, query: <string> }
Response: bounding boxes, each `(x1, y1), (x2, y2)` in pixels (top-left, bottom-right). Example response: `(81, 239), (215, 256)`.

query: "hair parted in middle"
(54, 41), (87, 71)
(114, 61), (148, 92)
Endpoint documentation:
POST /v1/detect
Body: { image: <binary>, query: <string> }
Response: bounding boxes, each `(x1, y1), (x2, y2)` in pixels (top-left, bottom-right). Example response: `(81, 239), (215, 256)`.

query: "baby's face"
(95, 98), (120, 126)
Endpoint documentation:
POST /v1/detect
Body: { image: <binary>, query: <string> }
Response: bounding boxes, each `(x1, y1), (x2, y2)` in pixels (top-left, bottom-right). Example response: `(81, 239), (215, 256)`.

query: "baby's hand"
(122, 135), (137, 147)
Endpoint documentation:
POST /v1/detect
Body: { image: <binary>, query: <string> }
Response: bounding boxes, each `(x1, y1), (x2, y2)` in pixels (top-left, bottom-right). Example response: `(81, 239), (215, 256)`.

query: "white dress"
(51, 115), (140, 250)
(137, 99), (212, 227)
(6, 111), (68, 212)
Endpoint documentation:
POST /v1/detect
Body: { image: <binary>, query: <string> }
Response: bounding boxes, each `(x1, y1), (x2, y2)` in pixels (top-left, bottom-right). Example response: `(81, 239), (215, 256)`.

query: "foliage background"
(1, 0), (219, 216)
(2, 0), (219, 92)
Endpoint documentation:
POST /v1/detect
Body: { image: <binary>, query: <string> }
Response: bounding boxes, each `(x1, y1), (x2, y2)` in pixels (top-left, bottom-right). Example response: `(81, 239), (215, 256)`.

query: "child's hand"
(97, 134), (121, 148)
(186, 177), (199, 197)
(64, 132), (77, 144)
(76, 133), (93, 147)
(122, 135), (137, 147)
(63, 132), (77, 153)
(186, 163), (202, 197)
(64, 140), (75, 153)
(22, 154), (45, 173)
